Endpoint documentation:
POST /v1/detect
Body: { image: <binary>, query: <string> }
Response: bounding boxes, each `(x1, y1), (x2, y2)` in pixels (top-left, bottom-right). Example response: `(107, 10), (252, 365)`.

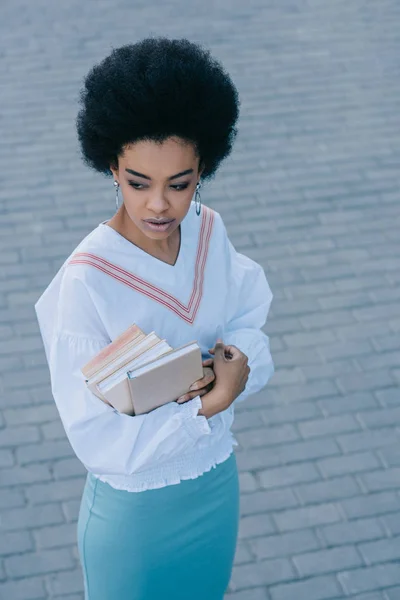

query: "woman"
(35, 37), (274, 600)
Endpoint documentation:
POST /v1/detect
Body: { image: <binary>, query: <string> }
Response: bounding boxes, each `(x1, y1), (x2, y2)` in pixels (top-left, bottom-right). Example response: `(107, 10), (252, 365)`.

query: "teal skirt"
(77, 452), (239, 600)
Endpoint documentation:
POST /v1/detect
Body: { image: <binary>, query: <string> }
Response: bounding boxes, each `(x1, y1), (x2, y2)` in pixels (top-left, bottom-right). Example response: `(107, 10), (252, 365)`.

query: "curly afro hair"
(76, 37), (240, 180)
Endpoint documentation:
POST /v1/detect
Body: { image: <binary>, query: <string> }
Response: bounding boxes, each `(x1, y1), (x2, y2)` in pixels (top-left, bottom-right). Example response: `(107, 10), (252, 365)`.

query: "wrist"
(197, 388), (232, 419)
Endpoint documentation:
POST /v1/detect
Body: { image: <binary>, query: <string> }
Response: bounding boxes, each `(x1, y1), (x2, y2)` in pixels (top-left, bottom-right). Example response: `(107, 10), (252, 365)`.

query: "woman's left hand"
(176, 358), (215, 404)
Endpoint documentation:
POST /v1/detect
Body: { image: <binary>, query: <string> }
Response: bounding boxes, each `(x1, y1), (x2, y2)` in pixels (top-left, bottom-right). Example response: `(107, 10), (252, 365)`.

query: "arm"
(222, 225), (274, 403)
(39, 274), (211, 476)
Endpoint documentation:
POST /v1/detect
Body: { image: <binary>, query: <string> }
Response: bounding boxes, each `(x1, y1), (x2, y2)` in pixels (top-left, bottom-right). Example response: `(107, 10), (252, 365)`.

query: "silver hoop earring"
(195, 181), (202, 216)
(114, 180), (120, 210)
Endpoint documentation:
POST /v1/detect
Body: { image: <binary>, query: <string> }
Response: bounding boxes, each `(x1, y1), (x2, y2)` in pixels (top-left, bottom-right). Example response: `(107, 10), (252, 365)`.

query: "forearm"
(198, 388), (231, 419)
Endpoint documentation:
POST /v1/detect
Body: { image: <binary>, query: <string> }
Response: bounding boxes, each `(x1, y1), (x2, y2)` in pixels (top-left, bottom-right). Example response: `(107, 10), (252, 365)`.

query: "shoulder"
(63, 222), (132, 288)
(198, 203), (227, 244)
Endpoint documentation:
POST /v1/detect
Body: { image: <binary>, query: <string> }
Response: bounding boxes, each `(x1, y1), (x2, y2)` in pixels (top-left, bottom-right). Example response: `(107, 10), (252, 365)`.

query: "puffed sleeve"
(221, 220), (275, 404)
(38, 273), (211, 476)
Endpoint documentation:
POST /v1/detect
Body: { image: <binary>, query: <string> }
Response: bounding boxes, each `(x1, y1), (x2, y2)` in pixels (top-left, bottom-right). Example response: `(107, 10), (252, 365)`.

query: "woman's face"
(110, 136), (203, 241)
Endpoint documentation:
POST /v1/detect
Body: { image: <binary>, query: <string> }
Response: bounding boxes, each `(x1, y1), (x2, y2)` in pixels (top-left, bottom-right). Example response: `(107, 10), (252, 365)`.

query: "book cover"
(127, 343), (203, 415)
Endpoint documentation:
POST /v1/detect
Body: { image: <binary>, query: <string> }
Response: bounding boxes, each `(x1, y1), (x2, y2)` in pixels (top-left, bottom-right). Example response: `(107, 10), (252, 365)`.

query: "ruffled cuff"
(181, 396), (212, 440)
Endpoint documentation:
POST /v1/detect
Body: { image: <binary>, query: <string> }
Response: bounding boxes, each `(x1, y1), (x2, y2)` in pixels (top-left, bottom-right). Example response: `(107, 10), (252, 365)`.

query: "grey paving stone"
(340, 492), (400, 520)
(3, 404), (57, 426)
(0, 488), (26, 510)
(336, 370), (395, 394)
(0, 530), (34, 557)
(258, 462), (321, 489)
(47, 569), (84, 596)
(0, 449), (14, 468)
(0, 577), (46, 600)
(381, 513), (400, 536)
(337, 428), (400, 453)
(4, 548), (74, 578)
(238, 472), (258, 493)
(62, 500), (82, 523)
(237, 424), (300, 449)
(359, 536), (400, 565)
(318, 392), (378, 416)
(296, 475), (361, 505)
(357, 407), (400, 429)
(226, 588), (269, 600)
(0, 464), (52, 488)
(300, 359), (357, 381)
(230, 558), (296, 591)
(338, 563), (400, 596)
(16, 440), (73, 466)
(318, 340), (375, 361)
(238, 514), (276, 539)
(293, 545), (363, 577)
(385, 586), (400, 600)
(372, 334), (400, 352)
(344, 594), (385, 600)
(249, 529), (320, 561)
(298, 414), (361, 438)
(0, 504), (65, 532)
(318, 452), (381, 478)
(262, 402), (322, 425)
(0, 425), (40, 448)
(360, 467), (400, 493)
(283, 330), (337, 348)
(233, 541), (253, 565)
(25, 477), (86, 505)
(33, 523), (78, 550)
(375, 388), (400, 406)
(240, 488), (298, 517)
(378, 445), (400, 467)
(231, 409), (267, 432)
(320, 518), (386, 546)
(52, 458), (87, 480)
(270, 575), (342, 600)
(274, 504), (341, 532)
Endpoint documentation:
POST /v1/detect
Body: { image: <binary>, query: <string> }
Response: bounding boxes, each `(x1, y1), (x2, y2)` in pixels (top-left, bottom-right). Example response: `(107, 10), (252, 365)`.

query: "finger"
(177, 389), (207, 403)
(209, 337), (223, 352)
(214, 342), (226, 359)
(224, 345), (247, 361)
(189, 370), (215, 391)
(202, 358), (214, 367)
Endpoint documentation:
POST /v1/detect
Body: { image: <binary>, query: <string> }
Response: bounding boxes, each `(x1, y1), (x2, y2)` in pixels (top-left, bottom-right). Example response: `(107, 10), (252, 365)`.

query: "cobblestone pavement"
(1, 1), (400, 598)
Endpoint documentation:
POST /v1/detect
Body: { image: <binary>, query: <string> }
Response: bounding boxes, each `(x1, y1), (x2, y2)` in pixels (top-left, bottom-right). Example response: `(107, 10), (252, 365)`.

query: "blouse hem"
(91, 435), (236, 493)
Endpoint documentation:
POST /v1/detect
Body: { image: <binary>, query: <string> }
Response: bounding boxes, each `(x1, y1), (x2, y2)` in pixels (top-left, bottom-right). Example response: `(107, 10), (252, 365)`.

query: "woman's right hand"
(198, 339), (250, 419)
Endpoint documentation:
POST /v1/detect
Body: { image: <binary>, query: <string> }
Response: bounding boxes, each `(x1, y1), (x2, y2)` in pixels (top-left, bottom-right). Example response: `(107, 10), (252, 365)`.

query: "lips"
(143, 219), (175, 233)
(145, 219), (173, 224)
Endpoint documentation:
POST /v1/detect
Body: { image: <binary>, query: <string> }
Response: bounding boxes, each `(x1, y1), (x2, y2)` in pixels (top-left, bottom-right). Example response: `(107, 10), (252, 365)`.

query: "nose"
(146, 188), (169, 214)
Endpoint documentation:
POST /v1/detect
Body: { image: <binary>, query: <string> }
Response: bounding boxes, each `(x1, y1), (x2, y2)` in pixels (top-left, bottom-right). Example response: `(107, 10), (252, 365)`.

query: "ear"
(109, 164), (119, 182)
(198, 161), (205, 179)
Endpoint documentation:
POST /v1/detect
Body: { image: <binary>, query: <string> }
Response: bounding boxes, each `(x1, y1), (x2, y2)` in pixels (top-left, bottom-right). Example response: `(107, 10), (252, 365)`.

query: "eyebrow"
(125, 168), (194, 181)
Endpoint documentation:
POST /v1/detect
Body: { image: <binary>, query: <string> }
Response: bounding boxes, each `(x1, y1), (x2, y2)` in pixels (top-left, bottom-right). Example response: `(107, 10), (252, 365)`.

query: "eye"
(171, 183), (189, 191)
(128, 182), (146, 190)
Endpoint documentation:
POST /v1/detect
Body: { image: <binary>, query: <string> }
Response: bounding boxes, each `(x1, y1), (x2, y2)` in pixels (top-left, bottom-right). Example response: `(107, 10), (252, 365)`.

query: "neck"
(108, 207), (181, 263)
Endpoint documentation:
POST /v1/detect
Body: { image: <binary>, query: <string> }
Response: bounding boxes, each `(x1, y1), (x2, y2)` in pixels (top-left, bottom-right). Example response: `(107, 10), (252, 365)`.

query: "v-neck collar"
(99, 205), (192, 270)
(71, 204), (215, 324)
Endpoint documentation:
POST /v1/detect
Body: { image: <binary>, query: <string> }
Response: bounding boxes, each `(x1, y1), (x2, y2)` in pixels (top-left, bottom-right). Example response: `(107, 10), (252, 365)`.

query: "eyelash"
(128, 182), (189, 192)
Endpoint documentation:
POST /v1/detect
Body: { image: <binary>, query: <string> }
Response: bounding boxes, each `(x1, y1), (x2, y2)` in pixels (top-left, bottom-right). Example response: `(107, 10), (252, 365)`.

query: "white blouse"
(35, 201), (274, 492)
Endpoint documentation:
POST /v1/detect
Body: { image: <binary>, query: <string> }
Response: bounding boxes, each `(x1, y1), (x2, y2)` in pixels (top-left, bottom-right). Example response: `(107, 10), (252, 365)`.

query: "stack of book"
(81, 324), (203, 416)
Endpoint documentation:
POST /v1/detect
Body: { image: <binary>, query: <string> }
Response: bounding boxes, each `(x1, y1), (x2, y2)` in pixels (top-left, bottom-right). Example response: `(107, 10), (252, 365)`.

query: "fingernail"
(189, 385), (197, 391)
(177, 395), (186, 403)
